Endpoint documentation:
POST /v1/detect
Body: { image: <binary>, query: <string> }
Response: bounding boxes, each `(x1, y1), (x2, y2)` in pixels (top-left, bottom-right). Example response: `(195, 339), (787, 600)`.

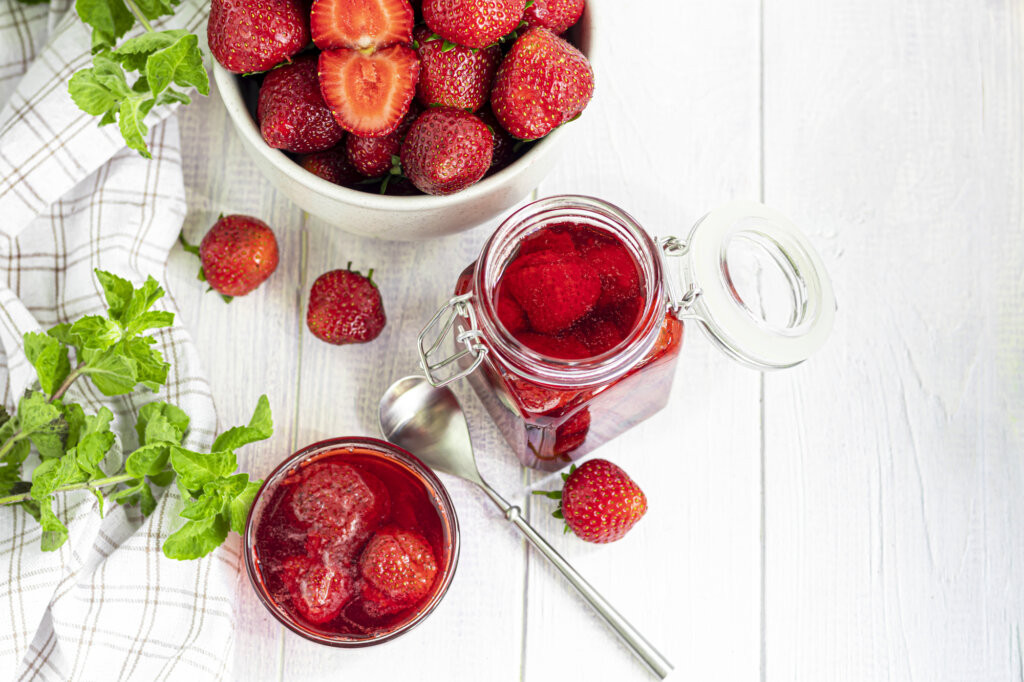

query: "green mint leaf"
(149, 469), (175, 487)
(68, 68), (119, 117)
(124, 310), (174, 337)
(76, 431), (115, 477)
(146, 34), (209, 98)
(179, 474), (247, 521)
(139, 481), (157, 517)
(227, 479), (261, 534)
(39, 500), (69, 551)
(211, 395), (273, 452)
(70, 315), (122, 353)
(47, 323), (76, 346)
(74, 0), (135, 50)
(142, 412), (180, 445)
(24, 332), (72, 397)
(136, 402), (189, 445)
(31, 453), (87, 500)
(60, 402), (87, 450)
(121, 276), (165, 325)
(169, 446), (237, 491)
(123, 338), (169, 391)
(118, 95), (156, 159)
(113, 29), (187, 72)
(94, 270), (133, 318)
(162, 515), (229, 560)
(125, 442), (170, 477)
(107, 479), (144, 504)
(82, 352), (137, 396)
(133, 0), (176, 21)
(19, 392), (65, 457)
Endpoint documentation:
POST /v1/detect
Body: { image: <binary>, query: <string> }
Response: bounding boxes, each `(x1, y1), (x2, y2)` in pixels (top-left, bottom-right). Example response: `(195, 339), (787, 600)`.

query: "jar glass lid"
(665, 201), (836, 370)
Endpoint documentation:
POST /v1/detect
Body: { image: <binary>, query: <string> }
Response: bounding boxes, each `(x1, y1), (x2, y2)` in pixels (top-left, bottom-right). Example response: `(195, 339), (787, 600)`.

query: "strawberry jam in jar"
(244, 437), (459, 646)
(419, 196), (836, 471)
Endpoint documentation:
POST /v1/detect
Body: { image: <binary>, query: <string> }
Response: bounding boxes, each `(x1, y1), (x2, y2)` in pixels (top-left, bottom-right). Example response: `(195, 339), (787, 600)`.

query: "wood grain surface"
(168, 0), (1024, 679)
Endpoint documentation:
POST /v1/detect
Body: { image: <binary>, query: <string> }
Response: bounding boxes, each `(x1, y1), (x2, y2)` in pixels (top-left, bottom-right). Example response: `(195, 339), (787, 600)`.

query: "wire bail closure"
(657, 236), (703, 317)
(418, 293), (489, 388)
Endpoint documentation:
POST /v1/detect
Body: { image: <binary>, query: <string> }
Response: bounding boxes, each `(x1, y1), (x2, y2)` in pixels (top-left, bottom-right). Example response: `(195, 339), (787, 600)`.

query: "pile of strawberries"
(209, 0), (593, 196)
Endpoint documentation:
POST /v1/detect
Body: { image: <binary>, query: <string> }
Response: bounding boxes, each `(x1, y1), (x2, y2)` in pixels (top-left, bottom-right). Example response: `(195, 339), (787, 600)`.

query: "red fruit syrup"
(455, 220), (683, 470)
(246, 439), (458, 644)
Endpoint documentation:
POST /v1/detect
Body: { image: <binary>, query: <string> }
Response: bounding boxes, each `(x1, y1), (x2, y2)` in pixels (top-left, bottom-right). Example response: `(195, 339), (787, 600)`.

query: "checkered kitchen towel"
(0, 0), (245, 680)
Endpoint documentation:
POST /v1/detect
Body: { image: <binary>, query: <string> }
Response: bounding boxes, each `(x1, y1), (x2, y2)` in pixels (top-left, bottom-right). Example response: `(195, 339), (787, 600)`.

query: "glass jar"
(418, 196), (835, 471)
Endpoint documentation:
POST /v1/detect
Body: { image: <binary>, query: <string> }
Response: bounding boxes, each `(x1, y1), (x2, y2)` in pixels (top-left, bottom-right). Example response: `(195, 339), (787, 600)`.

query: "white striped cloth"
(0, 0), (244, 679)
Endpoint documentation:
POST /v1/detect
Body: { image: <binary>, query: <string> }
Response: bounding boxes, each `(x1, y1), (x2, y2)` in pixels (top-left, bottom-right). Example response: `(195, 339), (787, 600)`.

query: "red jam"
(456, 220), (684, 471)
(252, 447), (449, 638)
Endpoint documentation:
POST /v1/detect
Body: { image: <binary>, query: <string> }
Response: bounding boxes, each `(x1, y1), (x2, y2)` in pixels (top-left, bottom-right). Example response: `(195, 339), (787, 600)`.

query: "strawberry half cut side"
(311, 0), (415, 51)
(319, 46), (420, 137)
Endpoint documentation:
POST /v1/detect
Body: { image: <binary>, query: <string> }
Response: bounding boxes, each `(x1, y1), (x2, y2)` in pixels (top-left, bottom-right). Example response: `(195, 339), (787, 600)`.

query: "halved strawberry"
(311, 0), (415, 51)
(319, 46), (420, 137)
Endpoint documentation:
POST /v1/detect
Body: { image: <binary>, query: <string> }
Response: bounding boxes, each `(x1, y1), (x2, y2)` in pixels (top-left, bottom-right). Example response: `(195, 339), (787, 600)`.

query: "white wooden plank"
(521, 1), (765, 680)
(171, 77), (307, 681)
(762, 0), (1024, 679)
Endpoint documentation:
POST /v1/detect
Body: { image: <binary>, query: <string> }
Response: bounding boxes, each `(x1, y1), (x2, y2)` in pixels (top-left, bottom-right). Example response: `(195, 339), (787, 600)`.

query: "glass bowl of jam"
(244, 437), (459, 646)
(418, 195), (836, 471)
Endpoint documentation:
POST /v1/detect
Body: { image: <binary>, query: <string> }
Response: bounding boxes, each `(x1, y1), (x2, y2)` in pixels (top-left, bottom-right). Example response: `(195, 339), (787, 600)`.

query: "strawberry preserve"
(244, 437), (459, 646)
(419, 196), (836, 471)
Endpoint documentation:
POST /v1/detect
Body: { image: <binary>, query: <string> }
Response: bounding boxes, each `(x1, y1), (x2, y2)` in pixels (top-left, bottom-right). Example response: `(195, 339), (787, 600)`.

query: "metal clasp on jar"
(657, 236), (703, 317)
(418, 293), (489, 388)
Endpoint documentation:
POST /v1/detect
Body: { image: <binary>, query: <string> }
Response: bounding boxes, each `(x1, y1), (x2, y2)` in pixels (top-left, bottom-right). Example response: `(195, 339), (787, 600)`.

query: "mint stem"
(49, 363), (86, 404)
(0, 431), (24, 461)
(122, 0), (155, 33)
(0, 472), (138, 506)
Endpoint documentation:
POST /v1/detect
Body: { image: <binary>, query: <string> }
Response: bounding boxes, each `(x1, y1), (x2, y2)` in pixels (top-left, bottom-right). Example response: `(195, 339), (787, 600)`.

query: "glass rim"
(243, 436), (461, 648)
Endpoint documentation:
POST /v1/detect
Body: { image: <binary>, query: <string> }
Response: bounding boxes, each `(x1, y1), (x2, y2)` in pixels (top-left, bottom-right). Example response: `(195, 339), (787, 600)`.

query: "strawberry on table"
(523, 0), (584, 34)
(258, 55), (345, 154)
(307, 265), (388, 344)
(311, 0), (414, 51)
(208, 0), (310, 74)
(414, 27), (502, 112)
(358, 528), (438, 616)
(491, 27), (594, 140)
(534, 459), (647, 543)
(347, 101), (423, 176)
(422, 0), (525, 49)
(319, 45), (420, 137)
(300, 146), (364, 186)
(400, 106), (493, 195)
(502, 250), (601, 333)
(184, 214), (279, 299)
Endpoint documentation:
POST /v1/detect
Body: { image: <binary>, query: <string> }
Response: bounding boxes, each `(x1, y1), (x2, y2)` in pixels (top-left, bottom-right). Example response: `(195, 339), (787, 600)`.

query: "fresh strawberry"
(311, 0), (414, 50)
(359, 528), (438, 615)
(300, 146), (364, 186)
(491, 27), (594, 140)
(258, 55), (345, 154)
(400, 107), (493, 195)
(192, 214), (279, 298)
(307, 265), (387, 344)
(346, 101), (422, 176)
(281, 555), (354, 624)
(502, 250), (601, 333)
(588, 242), (641, 306)
(476, 107), (517, 175)
(319, 46), (420, 137)
(517, 331), (590, 359)
(288, 461), (392, 548)
(208, 0), (310, 74)
(572, 316), (623, 355)
(523, 0), (584, 34)
(496, 291), (527, 333)
(414, 27), (502, 112)
(422, 0), (524, 49)
(554, 407), (589, 454)
(534, 459), (647, 543)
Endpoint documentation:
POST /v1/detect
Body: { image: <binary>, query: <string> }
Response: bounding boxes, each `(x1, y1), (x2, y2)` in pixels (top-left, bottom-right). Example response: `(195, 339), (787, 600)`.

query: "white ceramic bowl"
(212, 10), (593, 241)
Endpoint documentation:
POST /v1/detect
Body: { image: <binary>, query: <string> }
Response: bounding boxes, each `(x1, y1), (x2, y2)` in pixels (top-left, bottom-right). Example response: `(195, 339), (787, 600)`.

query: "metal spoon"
(379, 376), (673, 679)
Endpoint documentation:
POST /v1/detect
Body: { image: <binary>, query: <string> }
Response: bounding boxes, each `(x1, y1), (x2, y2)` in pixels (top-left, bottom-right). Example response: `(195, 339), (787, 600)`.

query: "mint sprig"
(63, 0), (209, 158)
(0, 269), (271, 560)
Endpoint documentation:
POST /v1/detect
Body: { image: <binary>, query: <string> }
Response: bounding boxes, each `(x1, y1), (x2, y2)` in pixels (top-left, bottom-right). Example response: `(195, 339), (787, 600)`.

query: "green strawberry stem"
(0, 472), (138, 506)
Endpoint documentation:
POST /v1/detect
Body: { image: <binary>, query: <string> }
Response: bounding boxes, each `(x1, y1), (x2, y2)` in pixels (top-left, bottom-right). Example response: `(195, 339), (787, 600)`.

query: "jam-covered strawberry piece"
(588, 242), (641, 306)
(280, 555), (354, 624)
(518, 227), (577, 257)
(503, 251), (601, 334)
(518, 331), (590, 359)
(497, 292), (528, 333)
(554, 407), (590, 455)
(573, 316), (622, 355)
(289, 461), (391, 548)
(359, 528), (438, 616)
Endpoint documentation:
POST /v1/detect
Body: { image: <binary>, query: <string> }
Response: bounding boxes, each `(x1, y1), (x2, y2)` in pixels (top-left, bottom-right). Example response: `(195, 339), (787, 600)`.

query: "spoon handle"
(481, 485), (673, 679)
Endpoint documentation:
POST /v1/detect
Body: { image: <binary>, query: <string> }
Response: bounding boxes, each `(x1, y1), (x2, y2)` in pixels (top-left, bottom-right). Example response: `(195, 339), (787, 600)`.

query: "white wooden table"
(165, 1), (1024, 679)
